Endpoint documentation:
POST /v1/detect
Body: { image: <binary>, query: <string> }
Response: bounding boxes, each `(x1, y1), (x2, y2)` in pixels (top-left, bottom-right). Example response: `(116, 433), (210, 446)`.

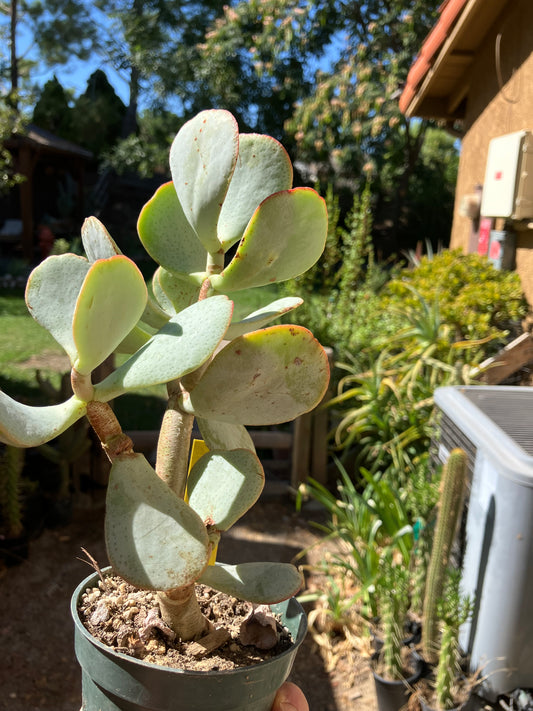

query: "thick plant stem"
(86, 401), (133, 460)
(422, 449), (467, 664)
(155, 279), (216, 497)
(157, 585), (213, 641)
(155, 387), (194, 498)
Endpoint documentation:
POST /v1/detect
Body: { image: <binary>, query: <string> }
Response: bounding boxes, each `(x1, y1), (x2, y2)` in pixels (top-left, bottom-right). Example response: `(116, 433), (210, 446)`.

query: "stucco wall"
(450, 0), (533, 303)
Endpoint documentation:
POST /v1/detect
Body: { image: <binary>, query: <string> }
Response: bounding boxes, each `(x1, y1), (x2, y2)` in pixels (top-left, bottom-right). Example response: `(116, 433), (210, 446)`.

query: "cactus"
(0, 110), (330, 641)
(410, 529), (431, 616)
(435, 570), (473, 710)
(380, 562), (410, 680)
(422, 448), (468, 664)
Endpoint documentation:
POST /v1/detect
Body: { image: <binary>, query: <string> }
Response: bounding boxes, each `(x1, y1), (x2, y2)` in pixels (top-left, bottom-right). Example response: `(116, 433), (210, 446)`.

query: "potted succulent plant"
(0, 109), (330, 710)
(371, 560), (424, 711)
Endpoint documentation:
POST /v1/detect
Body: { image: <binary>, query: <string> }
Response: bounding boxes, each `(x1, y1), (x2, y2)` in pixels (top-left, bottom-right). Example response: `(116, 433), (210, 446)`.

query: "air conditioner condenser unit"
(433, 385), (533, 700)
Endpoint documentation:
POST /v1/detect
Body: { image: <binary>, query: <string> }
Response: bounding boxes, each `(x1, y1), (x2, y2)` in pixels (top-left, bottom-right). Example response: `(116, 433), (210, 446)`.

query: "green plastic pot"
(72, 568), (307, 711)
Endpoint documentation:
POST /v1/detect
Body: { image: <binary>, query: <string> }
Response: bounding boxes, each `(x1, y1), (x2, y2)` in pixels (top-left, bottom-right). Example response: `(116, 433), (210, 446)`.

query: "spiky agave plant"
(0, 109), (330, 641)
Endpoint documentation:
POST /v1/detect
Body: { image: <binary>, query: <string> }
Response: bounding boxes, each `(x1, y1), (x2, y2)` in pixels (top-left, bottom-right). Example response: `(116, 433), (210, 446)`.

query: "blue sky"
(15, 19), (130, 105)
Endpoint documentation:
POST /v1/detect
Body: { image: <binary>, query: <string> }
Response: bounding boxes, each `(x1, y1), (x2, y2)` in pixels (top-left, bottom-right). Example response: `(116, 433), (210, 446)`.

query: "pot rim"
(371, 650), (424, 685)
(72, 566), (308, 678)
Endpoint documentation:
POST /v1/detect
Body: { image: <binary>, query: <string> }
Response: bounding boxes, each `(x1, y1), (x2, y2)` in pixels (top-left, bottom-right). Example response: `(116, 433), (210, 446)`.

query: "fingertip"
(272, 681), (309, 711)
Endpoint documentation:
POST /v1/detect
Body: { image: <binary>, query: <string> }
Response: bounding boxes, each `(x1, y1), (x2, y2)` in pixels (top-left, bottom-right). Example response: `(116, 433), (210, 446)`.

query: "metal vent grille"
(431, 410), (477, 482)
(462, 388), (533, 456)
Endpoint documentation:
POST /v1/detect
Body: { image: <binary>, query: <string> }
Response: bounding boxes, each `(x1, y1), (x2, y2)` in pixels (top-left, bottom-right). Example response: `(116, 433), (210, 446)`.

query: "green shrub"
(382, 250), (528, 352)
(283, 182), (397, 362)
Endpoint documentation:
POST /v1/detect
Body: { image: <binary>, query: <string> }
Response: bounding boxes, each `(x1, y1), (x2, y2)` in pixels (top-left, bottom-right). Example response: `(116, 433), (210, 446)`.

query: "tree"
(199, 0), (456, 253)
(88, 0), (227, 137)
(70, 70), (126, 157)
(195, 1), (339, 140)
(2, 0), (226, 138)
(1, 0), (96, 107)
(32, 75), (73, 136)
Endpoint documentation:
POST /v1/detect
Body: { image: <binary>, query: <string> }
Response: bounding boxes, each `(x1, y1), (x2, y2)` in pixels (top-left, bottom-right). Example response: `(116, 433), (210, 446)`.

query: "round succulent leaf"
(217, 134), (293, 251)
(182, 325), (330, 425)
(137, 182), (207, 275)
(93, 295), (233, 401)
(81, 217), (122, 261)
(152, 267), (177, 315)
(25, 254), (90, 364)
(72, 256), (148, 375)
(157, 267), (203, 313)
(114, 323), (153, 355)
(199, 562), (303, 604)
(0, 392), (87, 447)
(187, 449), (264, 531)
(209, 188), (328, 292)
(170, 109), (238, 253)
(105, 453), (209, 591)
(225, 297), (303, 340)
(196, 418), (255, 452)
(141, 294), (171, 330)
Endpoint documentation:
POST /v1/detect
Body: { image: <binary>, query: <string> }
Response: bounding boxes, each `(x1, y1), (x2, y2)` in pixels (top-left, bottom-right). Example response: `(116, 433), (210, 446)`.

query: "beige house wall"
(449, 0), (533, 303)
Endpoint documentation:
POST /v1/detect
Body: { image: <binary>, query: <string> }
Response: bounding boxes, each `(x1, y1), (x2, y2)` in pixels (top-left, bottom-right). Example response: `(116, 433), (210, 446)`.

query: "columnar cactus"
(0, 110), (330, 640)
(435, 570), (473, 710)
(422, 448), (468, 664)
(380, 562), (410, 680)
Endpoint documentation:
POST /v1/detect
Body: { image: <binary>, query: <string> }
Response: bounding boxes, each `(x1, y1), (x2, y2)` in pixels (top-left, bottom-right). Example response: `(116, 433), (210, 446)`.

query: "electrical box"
(433, 386), (533, 700)
(480, 131), (533, 219)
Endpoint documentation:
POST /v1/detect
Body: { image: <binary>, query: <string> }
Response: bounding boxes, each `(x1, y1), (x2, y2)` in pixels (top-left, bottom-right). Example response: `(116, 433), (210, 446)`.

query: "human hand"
(271, 682), (309, 711)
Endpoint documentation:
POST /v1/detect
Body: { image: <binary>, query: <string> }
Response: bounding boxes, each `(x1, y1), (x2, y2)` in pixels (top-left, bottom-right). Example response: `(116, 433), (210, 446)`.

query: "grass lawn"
(0, 284), (282, 426)
(0, 290), (66, 403)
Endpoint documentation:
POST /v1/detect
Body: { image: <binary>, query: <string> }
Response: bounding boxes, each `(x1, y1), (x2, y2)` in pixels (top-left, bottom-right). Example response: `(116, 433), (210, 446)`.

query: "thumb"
(271, 682), (309, 711)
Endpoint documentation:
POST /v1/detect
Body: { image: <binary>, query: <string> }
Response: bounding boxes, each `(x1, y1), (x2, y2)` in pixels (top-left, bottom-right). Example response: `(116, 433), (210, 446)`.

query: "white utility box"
(433, 385), (533, 700)
(480, 131), (533, 219)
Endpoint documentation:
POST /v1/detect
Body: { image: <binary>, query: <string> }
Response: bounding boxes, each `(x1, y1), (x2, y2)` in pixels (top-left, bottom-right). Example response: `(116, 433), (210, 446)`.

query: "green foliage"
(101, 108), (179, 176)
(70, 70), (126, 157)
(383, 250), (528, 351)
(32, 75), (73, 136)
(0, 99), (25, 195)
(329, 275), (506, 484)
(299, 459), (413, 621)
(283, 181), (395, 359)
(198, 0), (455, 251)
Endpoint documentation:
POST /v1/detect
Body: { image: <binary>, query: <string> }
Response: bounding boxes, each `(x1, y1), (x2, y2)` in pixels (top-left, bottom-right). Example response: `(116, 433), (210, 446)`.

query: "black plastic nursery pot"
(372, 653), (424, 711)
(419, 694), (474, 711)
(72, 569), (308, 711)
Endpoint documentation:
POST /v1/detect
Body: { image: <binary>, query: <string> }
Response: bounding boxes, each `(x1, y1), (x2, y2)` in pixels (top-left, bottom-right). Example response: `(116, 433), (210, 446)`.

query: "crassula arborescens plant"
(0, 110), (330, 641)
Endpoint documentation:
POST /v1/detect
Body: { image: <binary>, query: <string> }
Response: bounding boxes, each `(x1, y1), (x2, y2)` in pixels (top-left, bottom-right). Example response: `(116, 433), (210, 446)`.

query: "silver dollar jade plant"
(0, 109), (330, 642)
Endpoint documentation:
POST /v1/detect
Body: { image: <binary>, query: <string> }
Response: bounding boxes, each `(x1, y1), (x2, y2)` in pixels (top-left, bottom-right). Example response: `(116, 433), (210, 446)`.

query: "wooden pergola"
(5, 124), (93, 261)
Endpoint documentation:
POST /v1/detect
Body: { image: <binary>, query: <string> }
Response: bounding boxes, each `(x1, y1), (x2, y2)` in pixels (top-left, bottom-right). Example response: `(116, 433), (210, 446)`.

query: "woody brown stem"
(86, 401), (134, 461)
(157, 585), (213, 641)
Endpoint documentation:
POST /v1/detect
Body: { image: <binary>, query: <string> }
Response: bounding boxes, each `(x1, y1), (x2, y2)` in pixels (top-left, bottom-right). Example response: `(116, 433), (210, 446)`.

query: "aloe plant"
(0, 109), (330, 641)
